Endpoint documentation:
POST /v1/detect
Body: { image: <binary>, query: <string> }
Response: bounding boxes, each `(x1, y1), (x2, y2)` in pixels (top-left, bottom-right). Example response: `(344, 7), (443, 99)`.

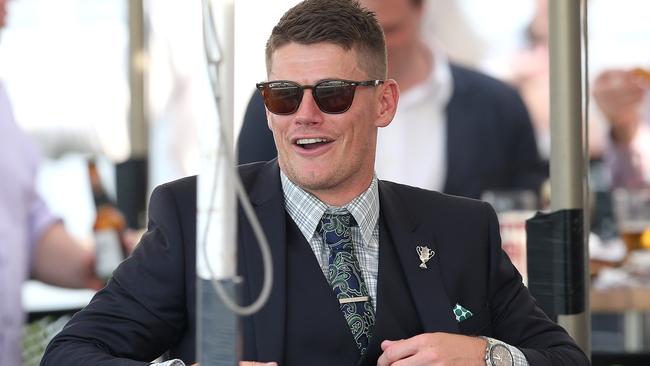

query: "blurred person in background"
(593, 67), (650, 189)
(507, 0), (552, 161)
(238, 0), (546, 201)
(508, 0), (606, 163)
(508, 0), (650, 267)
(0, 0), (102, 364)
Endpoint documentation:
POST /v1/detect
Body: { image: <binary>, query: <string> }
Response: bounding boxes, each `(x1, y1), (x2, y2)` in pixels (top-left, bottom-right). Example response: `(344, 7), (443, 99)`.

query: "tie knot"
(318, 211), (357, 249)
(320, 211), (357, 230)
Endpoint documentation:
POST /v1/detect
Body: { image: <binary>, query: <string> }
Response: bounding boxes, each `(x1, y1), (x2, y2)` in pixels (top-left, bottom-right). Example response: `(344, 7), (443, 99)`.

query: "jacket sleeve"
(41, 184), (190, 366)
(503, 88), (547, 193)
(483, 203), (589, 365)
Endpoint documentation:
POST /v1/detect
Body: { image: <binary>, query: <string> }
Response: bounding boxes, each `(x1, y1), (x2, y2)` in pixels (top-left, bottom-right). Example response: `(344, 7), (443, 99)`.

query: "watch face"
(489, 344), (514, 366)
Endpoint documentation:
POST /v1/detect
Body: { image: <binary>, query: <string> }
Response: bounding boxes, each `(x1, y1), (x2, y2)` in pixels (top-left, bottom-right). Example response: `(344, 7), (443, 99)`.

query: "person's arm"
(25, 184), (101, 289)
(604, 123), (650, 189)
(480, 202), (588, 365)
(32, 221), (103, 290)
(41, 183), (191, 365)
(378, 203), (589, 366)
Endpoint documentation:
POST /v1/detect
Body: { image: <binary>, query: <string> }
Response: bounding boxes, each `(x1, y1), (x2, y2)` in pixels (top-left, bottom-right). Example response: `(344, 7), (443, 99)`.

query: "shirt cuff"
(151, 360), (185, 366)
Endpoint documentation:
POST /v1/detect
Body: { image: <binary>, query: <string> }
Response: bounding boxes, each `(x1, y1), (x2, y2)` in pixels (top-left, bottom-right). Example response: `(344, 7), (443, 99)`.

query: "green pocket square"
(453, 303), (473, 322)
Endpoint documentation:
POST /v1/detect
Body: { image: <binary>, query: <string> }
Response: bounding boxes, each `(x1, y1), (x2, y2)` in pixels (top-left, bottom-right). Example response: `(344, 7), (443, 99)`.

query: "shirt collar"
(281, 171), (380, 247)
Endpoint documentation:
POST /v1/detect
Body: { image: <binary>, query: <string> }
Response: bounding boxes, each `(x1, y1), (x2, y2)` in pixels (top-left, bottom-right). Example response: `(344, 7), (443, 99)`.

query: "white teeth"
(296, 138), (329, 145)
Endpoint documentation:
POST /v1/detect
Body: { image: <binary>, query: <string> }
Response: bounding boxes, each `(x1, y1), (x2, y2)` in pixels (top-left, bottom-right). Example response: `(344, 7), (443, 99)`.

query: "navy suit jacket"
(42, 160), (586, 366)
(237, 63), (546, 199)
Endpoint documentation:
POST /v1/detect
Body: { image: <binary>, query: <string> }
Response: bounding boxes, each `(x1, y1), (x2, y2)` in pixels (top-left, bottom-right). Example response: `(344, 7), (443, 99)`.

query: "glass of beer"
(612, 188), (650, 253)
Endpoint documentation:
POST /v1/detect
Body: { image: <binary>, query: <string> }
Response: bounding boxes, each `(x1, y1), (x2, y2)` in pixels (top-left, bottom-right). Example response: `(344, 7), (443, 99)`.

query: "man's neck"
(389, 41), (433, 92)
(307, 177), (374, 207)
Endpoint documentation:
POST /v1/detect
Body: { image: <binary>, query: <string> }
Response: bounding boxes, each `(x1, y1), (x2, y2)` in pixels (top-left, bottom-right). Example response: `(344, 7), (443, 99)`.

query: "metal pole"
(548, 0), (590, 355)
(197, 1), (238, 364)
(128, 0), (148, 159)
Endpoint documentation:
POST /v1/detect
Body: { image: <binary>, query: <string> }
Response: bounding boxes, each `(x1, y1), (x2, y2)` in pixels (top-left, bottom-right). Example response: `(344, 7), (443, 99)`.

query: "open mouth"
(295, 138), (333, 150)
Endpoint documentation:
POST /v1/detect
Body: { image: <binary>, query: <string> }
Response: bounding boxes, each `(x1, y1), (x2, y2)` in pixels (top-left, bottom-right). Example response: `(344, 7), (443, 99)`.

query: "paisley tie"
(318, 212), (375, 355)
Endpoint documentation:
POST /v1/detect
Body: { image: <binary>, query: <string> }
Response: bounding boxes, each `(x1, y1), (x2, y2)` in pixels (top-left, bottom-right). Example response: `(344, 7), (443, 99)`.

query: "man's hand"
(377, 333), (486, 366)
(593, 69), (647, 144)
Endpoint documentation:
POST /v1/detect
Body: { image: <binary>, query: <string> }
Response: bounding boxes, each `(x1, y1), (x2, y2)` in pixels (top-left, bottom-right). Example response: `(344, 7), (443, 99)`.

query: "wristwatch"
(484, 337), (514, 366)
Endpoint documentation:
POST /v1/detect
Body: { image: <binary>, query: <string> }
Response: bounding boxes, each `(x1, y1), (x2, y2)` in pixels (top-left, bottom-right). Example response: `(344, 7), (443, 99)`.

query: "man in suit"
(237, 0), (545, 201)
(42, 1), (587, 365)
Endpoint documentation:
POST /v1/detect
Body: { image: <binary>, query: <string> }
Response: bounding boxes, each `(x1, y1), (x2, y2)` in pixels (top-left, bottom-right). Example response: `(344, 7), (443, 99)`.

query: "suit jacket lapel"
(378, 181), (459, 334)
(239, 160), (287, 362)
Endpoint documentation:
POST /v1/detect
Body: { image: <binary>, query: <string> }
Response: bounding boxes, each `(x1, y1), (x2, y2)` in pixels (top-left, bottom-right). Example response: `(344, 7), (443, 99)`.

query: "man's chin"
(291, 174), (330, 191)
(285, 168), (336, 192)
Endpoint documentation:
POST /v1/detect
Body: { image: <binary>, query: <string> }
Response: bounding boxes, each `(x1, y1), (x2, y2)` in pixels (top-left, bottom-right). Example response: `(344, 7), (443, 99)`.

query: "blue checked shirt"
(281, 171), (380, 309)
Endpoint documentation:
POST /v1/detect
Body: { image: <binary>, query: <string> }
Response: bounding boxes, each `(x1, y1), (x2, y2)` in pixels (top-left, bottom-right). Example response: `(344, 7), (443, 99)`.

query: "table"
(22, 280), (95, 315)
(591, 286), (650, 353)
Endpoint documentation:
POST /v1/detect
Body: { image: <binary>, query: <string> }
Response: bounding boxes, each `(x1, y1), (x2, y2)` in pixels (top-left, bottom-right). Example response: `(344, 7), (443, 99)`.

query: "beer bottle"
(88, 159), (127, 280)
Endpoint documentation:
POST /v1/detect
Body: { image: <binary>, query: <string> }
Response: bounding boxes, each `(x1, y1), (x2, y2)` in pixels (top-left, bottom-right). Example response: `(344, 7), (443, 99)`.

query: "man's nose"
(294, 89), (323, 125)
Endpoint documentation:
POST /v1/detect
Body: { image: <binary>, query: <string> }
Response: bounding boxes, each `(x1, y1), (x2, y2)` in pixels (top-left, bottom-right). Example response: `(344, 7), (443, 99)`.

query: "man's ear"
(375, 79), (399, 128)
(266, 109), (273, 131)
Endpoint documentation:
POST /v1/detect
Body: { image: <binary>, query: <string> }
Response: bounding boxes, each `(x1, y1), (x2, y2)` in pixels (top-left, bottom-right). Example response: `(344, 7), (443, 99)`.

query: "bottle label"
(95, 229), (123, 279)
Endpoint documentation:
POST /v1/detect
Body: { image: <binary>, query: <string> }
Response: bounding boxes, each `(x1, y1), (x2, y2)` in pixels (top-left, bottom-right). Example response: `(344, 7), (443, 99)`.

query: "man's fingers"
(378, 337), (420, 365)
(381, 339), (397, 350)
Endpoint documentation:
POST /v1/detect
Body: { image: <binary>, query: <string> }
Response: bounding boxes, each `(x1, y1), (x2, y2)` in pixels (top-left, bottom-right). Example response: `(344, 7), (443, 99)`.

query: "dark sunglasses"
(256, 79), (384, 115)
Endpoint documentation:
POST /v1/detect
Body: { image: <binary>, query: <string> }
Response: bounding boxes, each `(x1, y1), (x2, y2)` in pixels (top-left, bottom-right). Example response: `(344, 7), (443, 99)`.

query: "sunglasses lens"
(262, 82), (302, 115)
(314, 80), (355, 113)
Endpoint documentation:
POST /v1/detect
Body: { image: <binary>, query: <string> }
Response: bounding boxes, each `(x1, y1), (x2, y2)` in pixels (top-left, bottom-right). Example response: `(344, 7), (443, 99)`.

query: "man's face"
(266, 42), (395, 205)
(360, 0), (423, 67)
(529, 0), (549, 48)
